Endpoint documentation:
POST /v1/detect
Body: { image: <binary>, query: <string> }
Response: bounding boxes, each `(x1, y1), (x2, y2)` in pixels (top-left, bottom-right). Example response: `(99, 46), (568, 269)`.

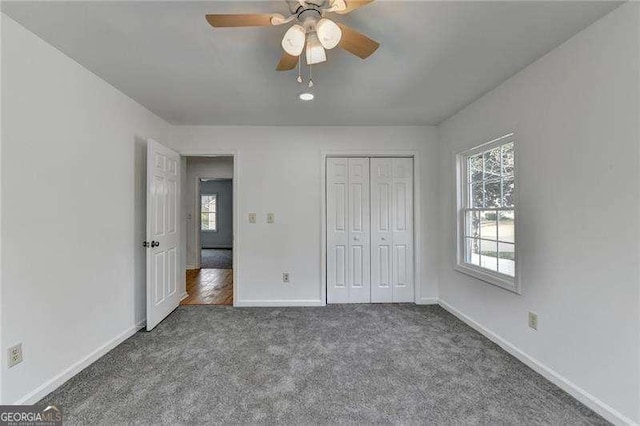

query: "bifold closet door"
(371, 158), (414, 303)
(327, 158), (370, 303)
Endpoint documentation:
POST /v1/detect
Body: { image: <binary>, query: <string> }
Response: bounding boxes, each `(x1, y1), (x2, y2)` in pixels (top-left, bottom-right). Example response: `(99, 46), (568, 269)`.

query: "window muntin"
(459, 137), (516, 285)
(201, 194), (217, 231)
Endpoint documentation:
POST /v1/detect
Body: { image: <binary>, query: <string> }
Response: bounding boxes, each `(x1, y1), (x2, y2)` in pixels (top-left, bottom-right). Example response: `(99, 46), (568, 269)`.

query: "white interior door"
(347, 158), (371, 303)
(391, 158), (414, 302)
(326, 157), (411, 304)
(326, 158), (349, 303)
(370, 158), (393, 302)
(327, 158), (371, 303)
(146, 139), (181, 330)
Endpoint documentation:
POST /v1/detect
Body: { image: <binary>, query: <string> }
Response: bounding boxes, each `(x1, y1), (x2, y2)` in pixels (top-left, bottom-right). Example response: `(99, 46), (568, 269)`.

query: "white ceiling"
(2, 1), (621, 125)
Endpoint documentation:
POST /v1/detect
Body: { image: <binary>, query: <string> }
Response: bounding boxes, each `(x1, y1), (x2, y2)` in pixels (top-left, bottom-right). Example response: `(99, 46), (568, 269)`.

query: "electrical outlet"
(248, 213), (256, 224)
(528, 312), (538, 330)
(267, 213), (275, 224)
(282, 272), (290, 283)
(8, 343), (23, 368)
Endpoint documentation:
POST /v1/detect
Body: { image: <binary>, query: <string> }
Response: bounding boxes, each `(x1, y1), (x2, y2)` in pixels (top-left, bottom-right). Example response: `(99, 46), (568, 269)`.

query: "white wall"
(1, 15), (171, 404)
(170, 126), (440, 306)
(437, 3), (639, 424)
(184, 156), (233, 267)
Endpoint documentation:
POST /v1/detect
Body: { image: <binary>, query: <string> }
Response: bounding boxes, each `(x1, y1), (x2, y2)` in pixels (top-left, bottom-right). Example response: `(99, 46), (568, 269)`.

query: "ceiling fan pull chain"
(297, 58), (303, 83)
(308, 64), (314, 88)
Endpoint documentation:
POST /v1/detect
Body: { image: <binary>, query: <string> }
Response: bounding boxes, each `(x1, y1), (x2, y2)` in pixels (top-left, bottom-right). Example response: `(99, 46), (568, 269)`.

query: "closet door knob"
(353, 236), (360, 241)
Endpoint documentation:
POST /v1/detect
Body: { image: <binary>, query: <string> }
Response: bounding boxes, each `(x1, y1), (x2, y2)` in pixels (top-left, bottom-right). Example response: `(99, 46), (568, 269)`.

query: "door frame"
(194, 178), (232, 269)
(181, 151), (239, 306)
(320, 150), (422, 305)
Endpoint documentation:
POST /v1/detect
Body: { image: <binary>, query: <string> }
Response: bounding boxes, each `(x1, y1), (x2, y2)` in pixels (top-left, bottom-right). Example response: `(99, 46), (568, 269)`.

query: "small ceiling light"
(299, 92), (314, 101)
(281, 24), (306, 56)
(316, 18), (342, 50)
(305, 32), (327, 65)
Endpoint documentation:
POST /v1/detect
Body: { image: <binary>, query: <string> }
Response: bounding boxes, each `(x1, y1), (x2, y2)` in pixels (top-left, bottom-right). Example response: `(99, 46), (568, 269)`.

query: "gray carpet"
(201, 248), (232, 269)
(38, 305), (606, 425)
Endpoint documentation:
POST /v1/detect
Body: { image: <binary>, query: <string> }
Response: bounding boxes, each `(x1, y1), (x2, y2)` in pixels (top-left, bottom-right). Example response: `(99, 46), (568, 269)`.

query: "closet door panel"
(347, 158), (371, 303)
(392, 158), (414, 303)
(326, 158), (349, 303)
(370, 158), (393, 303)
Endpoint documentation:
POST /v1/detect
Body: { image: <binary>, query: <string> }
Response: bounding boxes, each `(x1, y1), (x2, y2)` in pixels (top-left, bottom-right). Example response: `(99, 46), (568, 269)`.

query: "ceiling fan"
(205, 0), (379, 73)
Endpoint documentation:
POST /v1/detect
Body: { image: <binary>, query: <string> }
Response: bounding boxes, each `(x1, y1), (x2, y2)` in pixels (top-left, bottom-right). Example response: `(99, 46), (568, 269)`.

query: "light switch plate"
(248, 213), (257, 223)
(8, 343), (23, 368)
(267, 213), (275, 224)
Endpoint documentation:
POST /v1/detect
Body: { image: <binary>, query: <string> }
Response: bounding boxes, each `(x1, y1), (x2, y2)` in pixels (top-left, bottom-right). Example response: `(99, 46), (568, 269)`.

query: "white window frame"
(454, 133), (520, 294)
(201, 193), (218, 232)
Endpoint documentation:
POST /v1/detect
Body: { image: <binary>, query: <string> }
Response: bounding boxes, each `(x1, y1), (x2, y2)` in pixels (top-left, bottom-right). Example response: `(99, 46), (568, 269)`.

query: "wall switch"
(283, 272), (290, 283)
(8, 343), (23, 368)
(267, 213), (275, 224)
(528, 312), (538, 330)
(248, 213), (256, 224)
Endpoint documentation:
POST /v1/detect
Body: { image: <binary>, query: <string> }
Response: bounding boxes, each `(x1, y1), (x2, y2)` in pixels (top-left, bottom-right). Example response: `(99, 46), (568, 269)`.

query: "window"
(201, 194), (217, 231)
(456, 134), (518, 292)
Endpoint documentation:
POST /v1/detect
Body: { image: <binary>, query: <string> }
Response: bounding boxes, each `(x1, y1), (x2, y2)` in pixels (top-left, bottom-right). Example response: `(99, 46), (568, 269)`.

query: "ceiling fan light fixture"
(281, 24), (306, 56)
(316, 18), (342, 49)
(305, 32), (327, 65)
(299, 92), (314, 101)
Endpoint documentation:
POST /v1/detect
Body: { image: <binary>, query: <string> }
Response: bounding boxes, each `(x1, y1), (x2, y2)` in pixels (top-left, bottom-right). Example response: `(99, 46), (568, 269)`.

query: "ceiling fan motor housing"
(287, 0), (328, 15)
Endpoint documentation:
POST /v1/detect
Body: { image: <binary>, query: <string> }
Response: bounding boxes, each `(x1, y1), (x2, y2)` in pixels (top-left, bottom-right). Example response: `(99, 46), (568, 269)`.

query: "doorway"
(182, 156), (234, 305)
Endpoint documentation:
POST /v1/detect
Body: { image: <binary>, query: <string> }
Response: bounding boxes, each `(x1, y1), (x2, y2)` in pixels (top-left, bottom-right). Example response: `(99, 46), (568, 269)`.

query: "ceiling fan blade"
(276, 52), (299, 71)
(337, 23), (380, 59)
(335, 0), (374, 14)
(205, 14), (276, 28)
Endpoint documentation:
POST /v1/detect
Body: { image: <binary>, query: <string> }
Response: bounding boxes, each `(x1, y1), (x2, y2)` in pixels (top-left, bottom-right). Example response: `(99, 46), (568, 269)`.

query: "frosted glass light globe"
(281, 24), (306, 56)
(305, 32), (327, 65)
(316, 18), (342, 50)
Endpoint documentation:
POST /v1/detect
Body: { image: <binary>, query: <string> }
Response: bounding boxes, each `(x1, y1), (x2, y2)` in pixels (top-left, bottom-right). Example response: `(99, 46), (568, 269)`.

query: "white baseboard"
(235, 299), (325, 307)
(180, 292), (188, 301)
(438, 300), (636, 426)
(186, 265), (198, 270)
(417, 297), (438, 305)
(13, 320), (145, 405)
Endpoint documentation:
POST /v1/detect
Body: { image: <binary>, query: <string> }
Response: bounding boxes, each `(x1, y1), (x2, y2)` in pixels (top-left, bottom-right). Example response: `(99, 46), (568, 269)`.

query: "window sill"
(454, 262), (520, 294)
(201, 230), (218, 233)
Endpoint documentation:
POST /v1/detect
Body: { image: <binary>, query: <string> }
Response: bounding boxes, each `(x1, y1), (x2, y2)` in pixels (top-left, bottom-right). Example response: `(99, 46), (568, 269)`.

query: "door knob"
(381, 237), (386, 241)
(151, 241), (160, 248)
(354, 236), (360, 241)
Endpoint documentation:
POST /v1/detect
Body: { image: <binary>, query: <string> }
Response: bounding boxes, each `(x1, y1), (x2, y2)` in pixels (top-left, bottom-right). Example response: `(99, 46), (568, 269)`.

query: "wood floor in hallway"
(182, 268), (233, 305)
